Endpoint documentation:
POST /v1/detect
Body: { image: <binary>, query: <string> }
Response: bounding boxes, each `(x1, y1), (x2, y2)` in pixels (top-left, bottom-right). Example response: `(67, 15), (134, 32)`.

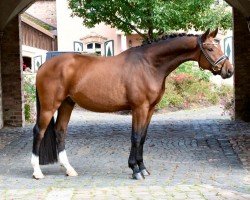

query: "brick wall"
(0, 32), (3, 128)
(1, 16), (24, 127)
(234, 8), (250, 121)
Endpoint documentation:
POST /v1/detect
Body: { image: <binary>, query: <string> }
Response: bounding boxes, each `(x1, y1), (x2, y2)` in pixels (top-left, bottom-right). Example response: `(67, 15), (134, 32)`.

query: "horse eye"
(214, 39), (220, 43)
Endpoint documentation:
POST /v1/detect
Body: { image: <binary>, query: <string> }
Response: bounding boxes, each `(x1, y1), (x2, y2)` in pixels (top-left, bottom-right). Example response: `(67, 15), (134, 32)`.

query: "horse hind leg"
(55, 97), (77, 176)
(32, 86), (65, 179)
(32, 110), (57, 179)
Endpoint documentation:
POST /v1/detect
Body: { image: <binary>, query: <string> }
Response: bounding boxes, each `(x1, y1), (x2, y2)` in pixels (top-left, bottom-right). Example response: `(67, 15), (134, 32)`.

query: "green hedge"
(23, 74), (36, 122)
(157, 61), (233, 111)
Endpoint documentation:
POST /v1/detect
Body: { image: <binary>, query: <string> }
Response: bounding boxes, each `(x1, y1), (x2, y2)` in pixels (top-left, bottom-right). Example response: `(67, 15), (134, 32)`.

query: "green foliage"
(157, 83), (184, 109)
(23, 75), (36, 122)
(24, 104), (31, 122)
(216, 84), (233, 98)
(175, 61), (211, 81)
(157, 69), (233, 111)
(69, 0), (232, 41)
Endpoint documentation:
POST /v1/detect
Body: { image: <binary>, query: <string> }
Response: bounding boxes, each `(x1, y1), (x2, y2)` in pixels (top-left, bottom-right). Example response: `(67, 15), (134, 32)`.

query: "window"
(23, 56), (32, 72)
(86, 42), (102, 55)
(95, 43), (101, 48)
(87, 43), (93, 49)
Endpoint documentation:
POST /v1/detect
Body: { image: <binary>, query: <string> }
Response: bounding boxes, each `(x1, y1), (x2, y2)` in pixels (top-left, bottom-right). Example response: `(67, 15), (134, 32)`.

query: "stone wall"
(234, 8), (250, 121)
(1, 16), (24, 127)
(0, 32), (3, 128)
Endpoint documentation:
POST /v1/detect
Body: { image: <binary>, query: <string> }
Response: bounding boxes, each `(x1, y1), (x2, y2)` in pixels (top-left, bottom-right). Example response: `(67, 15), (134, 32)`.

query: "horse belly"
(70, 84), (129, 112)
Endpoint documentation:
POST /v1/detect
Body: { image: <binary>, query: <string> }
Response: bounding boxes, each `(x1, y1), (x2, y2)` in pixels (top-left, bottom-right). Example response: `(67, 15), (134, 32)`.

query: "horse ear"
(209, 28), (218, 38)
(201, 28), (210, 42)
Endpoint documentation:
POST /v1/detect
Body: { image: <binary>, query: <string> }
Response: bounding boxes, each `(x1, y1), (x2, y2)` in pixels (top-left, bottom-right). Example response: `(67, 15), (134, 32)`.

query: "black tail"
(34, 90), (58, 165)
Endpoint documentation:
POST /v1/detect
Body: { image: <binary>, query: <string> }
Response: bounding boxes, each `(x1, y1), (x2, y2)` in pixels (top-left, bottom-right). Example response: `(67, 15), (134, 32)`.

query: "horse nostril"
(227, 69), (234, 77)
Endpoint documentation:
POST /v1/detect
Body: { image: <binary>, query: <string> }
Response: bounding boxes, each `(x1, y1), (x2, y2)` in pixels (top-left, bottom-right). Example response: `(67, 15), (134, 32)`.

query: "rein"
(198, 36), (228, 72)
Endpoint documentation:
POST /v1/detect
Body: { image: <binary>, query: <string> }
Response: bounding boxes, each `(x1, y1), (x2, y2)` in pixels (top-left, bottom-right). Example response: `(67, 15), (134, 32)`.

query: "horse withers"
(31, 29), (233, 180)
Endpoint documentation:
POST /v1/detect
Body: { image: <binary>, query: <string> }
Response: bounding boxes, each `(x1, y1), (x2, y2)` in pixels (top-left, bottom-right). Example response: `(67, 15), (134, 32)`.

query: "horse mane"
(139, 33), (199, 47)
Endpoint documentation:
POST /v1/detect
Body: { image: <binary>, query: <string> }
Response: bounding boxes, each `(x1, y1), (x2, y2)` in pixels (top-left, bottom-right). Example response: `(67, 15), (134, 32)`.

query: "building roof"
(21, 15), (55, 38)
(22, 12), (56, 31)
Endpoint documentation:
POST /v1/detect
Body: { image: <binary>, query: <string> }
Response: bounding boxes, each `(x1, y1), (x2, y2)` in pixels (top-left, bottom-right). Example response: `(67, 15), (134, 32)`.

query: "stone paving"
(0, 106), (249, 199)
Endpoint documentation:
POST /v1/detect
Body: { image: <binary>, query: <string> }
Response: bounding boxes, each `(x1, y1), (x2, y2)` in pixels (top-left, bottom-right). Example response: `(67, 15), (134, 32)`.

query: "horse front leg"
(129, 105), (152, 180)
(137, 107), (155, 176)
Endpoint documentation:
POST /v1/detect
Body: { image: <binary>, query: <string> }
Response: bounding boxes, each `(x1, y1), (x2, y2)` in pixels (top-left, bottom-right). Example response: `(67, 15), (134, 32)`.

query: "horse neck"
(145, 36), (200, 77)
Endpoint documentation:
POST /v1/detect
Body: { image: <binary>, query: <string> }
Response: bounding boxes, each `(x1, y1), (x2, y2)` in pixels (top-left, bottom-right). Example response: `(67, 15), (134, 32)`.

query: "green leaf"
(69, 0), (232, 41)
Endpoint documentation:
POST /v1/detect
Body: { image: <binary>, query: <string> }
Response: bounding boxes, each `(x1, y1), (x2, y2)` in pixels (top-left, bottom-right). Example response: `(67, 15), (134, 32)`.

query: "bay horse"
(31, 29), (233, 180)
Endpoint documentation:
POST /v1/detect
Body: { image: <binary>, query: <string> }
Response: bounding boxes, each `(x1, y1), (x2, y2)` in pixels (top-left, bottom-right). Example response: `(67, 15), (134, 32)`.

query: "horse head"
(198, 28), (234, 79)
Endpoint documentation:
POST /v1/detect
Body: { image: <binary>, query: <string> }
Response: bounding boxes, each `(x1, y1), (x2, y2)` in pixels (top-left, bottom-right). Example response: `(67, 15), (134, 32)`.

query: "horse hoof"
(66, 169), (78, 177)
(32, 173), (45, 180)
(132, 172), (145, 180)
(141, 169), (150, 176)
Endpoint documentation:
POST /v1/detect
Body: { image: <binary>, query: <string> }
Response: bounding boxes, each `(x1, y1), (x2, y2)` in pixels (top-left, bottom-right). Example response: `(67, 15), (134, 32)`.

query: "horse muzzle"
(221, 64), (234, 79)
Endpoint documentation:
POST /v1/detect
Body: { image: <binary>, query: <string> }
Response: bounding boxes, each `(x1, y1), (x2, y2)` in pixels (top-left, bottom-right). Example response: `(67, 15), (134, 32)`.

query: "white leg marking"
(31, 154), (44, 179)
(59, 150), (78, 176)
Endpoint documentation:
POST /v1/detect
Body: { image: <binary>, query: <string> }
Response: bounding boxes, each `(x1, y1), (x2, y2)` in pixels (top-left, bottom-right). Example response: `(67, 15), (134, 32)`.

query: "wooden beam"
(21, 16), (54, 38)
(0, 0), (35, 30)
(225, 0), (250, 18)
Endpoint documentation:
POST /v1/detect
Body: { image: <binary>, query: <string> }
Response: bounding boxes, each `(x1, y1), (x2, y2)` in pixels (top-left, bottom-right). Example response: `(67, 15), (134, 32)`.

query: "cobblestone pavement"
(0, 106), (249, 199)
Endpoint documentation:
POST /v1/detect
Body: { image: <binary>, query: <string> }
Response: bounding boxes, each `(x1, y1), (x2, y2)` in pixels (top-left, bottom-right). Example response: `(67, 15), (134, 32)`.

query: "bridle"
(198, 36), (228, 72)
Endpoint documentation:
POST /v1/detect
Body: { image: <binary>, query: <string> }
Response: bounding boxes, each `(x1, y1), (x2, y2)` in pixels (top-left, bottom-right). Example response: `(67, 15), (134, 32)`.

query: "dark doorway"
(23, 56), (32, 72)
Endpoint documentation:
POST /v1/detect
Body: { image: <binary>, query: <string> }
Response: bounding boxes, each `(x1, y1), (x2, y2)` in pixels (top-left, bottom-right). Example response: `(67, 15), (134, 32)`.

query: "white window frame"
(86, 42), (102, 55)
